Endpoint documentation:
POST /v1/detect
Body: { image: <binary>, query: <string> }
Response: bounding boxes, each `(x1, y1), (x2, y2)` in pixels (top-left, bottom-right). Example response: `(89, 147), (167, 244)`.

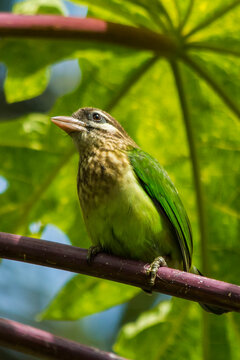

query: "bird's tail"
(192, 267), (229, 315)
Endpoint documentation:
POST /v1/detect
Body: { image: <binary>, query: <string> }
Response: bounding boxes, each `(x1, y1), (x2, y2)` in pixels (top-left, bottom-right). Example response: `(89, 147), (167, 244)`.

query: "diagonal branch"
(0, 13), (177, 55)
(0, 231), (239, 312)
(0, 317), (127, 360)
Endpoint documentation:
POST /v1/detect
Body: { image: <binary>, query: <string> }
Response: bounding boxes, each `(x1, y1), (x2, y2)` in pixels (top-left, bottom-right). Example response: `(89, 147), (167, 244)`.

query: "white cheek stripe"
(100, 123), (117, 133)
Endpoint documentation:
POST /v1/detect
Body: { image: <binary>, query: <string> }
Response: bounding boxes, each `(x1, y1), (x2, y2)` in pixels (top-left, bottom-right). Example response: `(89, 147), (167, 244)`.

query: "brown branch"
(0, 232), (239, 312)
(0, 13), (177, 54)
(0, 318), (127, 360)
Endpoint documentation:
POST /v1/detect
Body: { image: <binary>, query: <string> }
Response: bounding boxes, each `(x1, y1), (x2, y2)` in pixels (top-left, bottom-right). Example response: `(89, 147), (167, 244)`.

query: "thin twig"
(0, 232), (239, 312)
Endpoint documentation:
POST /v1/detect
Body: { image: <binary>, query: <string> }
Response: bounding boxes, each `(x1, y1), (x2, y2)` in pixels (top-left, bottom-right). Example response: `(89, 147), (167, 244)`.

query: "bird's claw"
(146, 256), (168, 288)
(87, 245), (102, 264)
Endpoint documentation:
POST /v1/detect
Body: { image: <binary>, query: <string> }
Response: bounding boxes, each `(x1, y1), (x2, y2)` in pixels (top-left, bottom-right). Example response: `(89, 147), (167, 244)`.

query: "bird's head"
(51, 107), (136, 151)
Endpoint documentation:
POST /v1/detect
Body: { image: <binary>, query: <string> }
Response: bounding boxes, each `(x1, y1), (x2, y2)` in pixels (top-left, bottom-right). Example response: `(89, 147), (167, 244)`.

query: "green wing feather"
(128, 148), (193, 271)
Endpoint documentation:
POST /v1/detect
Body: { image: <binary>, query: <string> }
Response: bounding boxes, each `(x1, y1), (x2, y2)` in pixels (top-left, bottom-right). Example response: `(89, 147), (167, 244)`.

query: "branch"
(0, 13), (177, 55)
(0, 317), (127, 360)
(0, 232), (239, 312)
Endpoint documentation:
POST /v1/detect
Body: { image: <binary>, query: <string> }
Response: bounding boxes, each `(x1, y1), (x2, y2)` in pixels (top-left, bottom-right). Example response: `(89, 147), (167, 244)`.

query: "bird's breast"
(77, 148), (130, 209)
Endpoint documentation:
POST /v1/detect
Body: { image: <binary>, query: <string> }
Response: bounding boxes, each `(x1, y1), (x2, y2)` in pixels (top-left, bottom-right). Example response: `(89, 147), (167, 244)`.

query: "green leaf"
(72, 0), (165, 30)
(13, 0), (67, 15)
(41, 275), (140, 320)
(207, 315), (231, 360)
(184, 0), (240, 38)
(0, 38), (77, 103)
(4, 67), (49, 103)
(114, 299), (201, 360)
(228, 313), (240, 360)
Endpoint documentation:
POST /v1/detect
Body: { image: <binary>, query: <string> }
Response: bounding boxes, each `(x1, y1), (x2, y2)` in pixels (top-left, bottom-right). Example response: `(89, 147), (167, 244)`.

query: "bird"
(51, 107), (227, 315)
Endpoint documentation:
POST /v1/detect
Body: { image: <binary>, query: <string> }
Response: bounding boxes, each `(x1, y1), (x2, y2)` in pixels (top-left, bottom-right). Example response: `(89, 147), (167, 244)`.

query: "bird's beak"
(51, 116), (86, 134)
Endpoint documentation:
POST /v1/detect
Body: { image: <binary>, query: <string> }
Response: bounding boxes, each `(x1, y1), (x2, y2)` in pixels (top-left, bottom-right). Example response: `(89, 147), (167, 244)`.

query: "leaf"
(72, 0), (164, 31)
(0, 38), (75, 103)
(183, 0), (240, 37)
(4, 67), (50, 103)
(13, 0), (67, 15)
(228, 313), (240, 360)
(41, 275), (140, 320)
(114, 299), (201, 360)
(176, 60), (238, 360)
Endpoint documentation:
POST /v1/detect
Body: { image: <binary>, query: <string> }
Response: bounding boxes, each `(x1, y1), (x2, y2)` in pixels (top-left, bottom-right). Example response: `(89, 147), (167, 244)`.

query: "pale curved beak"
(51, 116), (85, 134)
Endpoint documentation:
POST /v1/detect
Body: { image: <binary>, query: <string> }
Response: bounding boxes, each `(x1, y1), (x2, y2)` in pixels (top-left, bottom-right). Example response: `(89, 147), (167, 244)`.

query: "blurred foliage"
(40, 275), (139, 320)
(13, 0), (67, 15)
(0, 0), (240, 359)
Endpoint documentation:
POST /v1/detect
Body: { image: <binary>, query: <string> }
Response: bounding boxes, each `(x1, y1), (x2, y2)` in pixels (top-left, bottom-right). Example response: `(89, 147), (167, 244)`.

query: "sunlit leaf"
(41, 275), (140, 320)
(114, 299), (201, 360)
(13, 0), (67, 15)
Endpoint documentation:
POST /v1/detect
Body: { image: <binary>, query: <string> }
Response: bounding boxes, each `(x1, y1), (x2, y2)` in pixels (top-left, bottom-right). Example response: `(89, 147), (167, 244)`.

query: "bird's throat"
(77, 145), (130, 210)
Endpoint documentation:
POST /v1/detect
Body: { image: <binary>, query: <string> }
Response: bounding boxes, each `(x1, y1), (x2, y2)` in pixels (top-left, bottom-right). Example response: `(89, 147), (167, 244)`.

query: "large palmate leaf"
(0, 0), (240, 359)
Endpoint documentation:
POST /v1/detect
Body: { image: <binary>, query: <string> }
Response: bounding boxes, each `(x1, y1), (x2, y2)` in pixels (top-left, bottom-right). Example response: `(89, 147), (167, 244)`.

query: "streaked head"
(51, 107), (136, 150)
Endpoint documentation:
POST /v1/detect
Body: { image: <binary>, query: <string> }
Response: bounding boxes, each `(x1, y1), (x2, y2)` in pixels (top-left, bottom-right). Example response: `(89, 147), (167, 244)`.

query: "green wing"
(128, 148), (193, 271)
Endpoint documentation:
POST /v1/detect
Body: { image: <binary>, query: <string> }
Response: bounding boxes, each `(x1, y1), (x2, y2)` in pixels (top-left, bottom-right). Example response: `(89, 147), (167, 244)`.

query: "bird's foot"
(146, 256), (168, 290)
(87, 245), (102, 264)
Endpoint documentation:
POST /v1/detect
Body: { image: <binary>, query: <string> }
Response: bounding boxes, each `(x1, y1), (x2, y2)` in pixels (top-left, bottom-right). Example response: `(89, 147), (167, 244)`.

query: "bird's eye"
(92, 112), (102, 121)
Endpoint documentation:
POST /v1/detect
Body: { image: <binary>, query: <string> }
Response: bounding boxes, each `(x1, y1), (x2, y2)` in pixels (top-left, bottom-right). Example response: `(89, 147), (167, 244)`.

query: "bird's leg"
(87, 245), (103, 264)
(146, 256), (168, 288)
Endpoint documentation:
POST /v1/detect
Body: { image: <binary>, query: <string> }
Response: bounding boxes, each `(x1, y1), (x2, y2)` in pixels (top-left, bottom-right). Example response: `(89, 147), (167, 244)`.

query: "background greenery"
(0, 0), (240, 359)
